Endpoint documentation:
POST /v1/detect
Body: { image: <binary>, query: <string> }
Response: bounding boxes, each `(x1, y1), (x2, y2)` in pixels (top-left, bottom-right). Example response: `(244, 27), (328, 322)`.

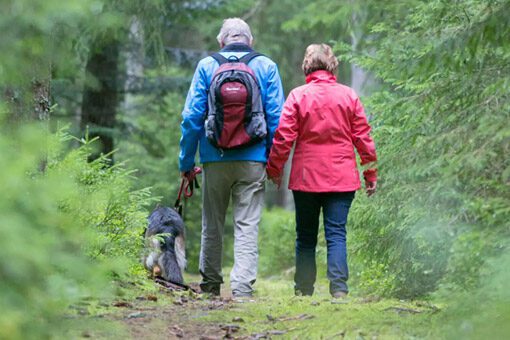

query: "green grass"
(57, 274), (448, 339)
(202, 279), (441, 339)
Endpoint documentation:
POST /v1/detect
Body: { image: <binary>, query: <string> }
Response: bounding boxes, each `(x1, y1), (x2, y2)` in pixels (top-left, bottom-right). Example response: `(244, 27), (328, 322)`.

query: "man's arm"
(179, 61), (209, 172)
(263, 63), (285, 155)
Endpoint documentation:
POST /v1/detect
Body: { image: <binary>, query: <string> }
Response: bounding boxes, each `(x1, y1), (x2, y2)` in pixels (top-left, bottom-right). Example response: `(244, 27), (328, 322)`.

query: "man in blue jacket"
(179, 18), (284, 298)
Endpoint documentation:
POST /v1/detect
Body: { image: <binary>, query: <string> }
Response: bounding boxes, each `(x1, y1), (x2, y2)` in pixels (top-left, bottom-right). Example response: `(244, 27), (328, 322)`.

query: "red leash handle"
(175, 167), (202, 215)
(183, 166), (202, 198)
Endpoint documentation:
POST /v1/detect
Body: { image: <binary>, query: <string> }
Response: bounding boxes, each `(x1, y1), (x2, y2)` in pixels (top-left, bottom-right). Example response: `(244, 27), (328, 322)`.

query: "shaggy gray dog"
(142, 206), (186, 284)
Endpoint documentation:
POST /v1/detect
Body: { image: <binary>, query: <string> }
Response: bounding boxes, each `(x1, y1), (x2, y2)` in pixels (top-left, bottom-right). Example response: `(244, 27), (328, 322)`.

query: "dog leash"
(174, 166), (202, 216)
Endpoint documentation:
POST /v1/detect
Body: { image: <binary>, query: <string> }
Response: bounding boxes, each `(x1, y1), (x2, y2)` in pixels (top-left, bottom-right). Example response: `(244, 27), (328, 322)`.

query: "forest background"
(0, 0), (508, 338)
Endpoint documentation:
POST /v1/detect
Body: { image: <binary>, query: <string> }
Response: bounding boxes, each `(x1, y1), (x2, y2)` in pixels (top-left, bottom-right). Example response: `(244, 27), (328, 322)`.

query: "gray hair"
(216, 18), (253, 46)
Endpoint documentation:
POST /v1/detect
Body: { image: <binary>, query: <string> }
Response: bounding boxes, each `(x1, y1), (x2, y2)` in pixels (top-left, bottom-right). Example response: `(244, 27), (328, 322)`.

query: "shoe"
(232, 291), (255, 303)
(200, 283), (220, 297)
(332, 291), (348, 299)
(295, 289), (313, 297)
(232, 295), (255, 303)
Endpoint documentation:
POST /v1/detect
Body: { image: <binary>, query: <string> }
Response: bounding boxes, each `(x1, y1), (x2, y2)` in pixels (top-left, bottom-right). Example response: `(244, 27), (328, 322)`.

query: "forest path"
(71, 277), (440, 339)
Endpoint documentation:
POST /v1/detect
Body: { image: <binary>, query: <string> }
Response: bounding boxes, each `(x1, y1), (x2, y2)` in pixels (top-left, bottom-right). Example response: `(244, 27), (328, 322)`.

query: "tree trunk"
(32, 78), (51, 121)
(81, 36), (120, 162)
(32, 77), (51, 172)
(350, 5), (375, 98)
(123, 17), (144, 118)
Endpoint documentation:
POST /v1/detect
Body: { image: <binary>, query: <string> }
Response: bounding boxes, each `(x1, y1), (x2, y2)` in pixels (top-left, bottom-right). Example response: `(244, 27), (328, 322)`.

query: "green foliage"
(351, 259), (396, 297)
(0, 0), (95, 87)
(258, 208), (295, 277)
(0, 127), (102, 338)
(438, 251), (510, 338)
(0, 122), (154, 338)
(342, 0), (510, 297)
(48, 133), (155, 261)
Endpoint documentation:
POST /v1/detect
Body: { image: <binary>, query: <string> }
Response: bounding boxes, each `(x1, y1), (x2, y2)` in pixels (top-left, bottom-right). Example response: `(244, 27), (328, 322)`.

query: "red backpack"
(205, 52), (267, 150)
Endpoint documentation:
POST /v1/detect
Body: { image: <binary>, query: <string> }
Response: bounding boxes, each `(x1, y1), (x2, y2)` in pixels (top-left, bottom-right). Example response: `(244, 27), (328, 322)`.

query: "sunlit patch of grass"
(202, 278), (441, 339)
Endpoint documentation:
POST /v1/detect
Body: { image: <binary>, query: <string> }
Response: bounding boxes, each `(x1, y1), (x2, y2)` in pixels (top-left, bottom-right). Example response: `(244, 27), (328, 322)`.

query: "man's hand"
(365, 180), (377, 197)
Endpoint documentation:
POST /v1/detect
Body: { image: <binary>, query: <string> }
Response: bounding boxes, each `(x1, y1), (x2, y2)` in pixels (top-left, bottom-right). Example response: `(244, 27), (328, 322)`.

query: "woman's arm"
(350, 97), (378, 189)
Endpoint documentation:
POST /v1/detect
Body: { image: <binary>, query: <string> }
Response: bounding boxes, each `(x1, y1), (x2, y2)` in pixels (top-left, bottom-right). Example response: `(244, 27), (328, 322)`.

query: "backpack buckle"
(227, 55), (240, 62)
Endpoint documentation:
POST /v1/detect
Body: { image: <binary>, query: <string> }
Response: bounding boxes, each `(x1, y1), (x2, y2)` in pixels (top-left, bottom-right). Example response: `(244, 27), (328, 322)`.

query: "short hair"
(302, 44), (339, 76)
(216, 18), (253, 46)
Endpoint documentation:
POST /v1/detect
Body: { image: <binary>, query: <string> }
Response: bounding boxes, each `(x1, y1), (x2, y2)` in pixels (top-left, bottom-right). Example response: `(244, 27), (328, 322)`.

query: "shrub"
(258, 208), (296, 277)
(0, 125), (153, 339)
(336, 0), (510, 297)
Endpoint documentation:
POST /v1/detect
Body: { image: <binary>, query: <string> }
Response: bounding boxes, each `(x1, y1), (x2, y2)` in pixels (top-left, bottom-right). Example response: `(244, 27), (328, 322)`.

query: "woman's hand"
(365, 180), (377, 197)
(268, 174), (282, 189)
(270, 175), (282, 188)
(266, 166), (282, 189)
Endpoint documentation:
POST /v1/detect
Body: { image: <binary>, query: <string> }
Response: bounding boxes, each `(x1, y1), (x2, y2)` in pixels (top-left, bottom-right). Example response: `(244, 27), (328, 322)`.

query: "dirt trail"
(107, 283), (245, 340)
(76, 279), (439, 339)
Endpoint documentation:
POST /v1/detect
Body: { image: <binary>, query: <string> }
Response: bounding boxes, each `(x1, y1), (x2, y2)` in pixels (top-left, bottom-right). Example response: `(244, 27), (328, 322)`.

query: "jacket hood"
(305, 70), (337, 84)
(220, 43), (253, 52)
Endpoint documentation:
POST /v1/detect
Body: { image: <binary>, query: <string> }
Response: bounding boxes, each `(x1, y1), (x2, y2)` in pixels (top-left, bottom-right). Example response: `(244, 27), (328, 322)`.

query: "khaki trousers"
(199, 161), (266, 295)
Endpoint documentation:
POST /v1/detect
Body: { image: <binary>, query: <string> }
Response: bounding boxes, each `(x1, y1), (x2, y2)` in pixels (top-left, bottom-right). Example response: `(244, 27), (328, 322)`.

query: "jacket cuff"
(363, 168), (377, 183)
(179, 161), (195, 173)
(266, 164), (280, 179)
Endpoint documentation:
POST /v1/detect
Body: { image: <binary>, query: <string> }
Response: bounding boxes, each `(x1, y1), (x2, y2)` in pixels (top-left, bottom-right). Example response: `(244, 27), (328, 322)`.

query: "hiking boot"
(232, 291), (255, 303)
(331, 291), (348, 299)
(232, 295), (255, 303)
(295, 289), (313, 297)
(200, 283), (220, 297)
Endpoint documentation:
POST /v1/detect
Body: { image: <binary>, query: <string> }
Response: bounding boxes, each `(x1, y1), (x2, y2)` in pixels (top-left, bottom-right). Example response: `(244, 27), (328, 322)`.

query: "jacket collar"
(220, 43), (254, 52)
(305, 70), (337, 84)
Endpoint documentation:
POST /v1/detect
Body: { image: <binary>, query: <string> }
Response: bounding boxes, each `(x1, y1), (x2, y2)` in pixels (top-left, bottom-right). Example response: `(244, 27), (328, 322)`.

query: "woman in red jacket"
(267, 44), (377, 298)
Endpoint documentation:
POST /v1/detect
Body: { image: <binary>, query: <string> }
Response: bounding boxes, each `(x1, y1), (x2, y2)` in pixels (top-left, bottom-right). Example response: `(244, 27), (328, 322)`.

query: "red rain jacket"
(267, 70), (377, 192)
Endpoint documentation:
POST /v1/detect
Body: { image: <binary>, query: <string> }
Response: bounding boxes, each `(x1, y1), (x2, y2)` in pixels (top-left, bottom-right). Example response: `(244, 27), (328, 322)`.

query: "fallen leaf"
(173, 298), (185, 306)
(147, 295), (158, 302)
(267, 313), (314, 322)
(415, 301), (440, 313)
(170, 325), (184, 338)
(113, 301), (133, 308)
(331, 299), (349, 305)
(384, 306), (422, 314)
(331, 330), (346, 338)
(220, 324), (240, 335)
(360, 296), (381, 304)
(126, 312), (146, 319)
(81, 330), (92, 338)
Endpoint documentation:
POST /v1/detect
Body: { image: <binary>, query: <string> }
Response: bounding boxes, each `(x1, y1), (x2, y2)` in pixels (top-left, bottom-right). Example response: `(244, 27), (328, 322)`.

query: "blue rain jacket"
(179, 43), (285, 172)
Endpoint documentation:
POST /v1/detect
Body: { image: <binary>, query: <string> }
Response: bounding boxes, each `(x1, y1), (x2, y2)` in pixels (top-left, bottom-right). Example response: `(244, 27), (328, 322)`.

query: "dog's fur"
(142, 207), (186, 284)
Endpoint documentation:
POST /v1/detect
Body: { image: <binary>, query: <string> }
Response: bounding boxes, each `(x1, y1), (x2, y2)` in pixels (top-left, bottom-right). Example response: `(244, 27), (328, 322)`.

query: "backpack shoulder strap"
(211, 52), (229, 65)
(239, 51), (264, 65)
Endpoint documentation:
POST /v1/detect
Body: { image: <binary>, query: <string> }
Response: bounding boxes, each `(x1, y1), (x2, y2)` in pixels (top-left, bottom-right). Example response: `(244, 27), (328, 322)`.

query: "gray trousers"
(199, 161), (266, 295)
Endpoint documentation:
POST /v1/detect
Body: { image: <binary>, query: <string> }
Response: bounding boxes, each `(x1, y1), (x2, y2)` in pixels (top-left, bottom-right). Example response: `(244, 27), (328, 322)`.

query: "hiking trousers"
(292, 191), (355, 296)
(199, 161), (266, 296)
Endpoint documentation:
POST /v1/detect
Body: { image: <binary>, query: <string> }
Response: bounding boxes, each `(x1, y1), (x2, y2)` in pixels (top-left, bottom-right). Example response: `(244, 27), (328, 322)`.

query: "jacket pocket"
(205, 115), (217, 142)
(249, 113), (267, 139)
